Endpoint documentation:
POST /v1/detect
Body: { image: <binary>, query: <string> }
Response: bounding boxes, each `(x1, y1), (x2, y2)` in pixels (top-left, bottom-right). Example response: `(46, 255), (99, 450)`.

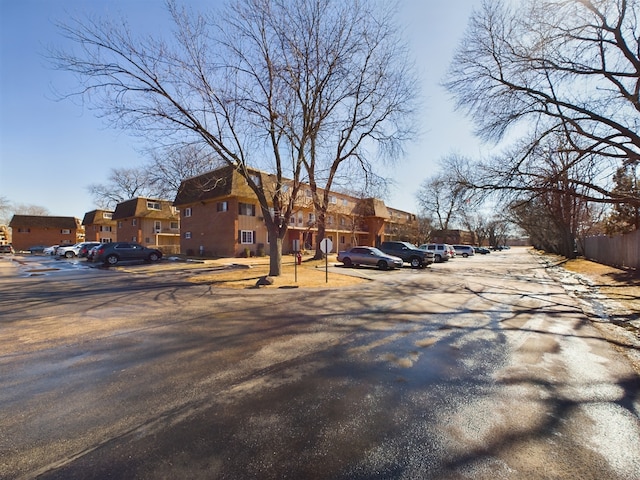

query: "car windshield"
(369, 248), (385, 256)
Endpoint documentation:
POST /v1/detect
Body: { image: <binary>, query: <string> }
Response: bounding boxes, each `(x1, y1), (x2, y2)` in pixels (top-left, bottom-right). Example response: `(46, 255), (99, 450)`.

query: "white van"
(452, 245), (475, 257)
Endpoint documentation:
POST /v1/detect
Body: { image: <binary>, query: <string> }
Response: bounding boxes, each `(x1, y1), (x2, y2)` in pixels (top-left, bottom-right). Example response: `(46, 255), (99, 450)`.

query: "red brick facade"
(82, 210), (117, 243)
(112, 198), (180, 253)
(8, 215), (84, 251)
(174, 167), (418, 257)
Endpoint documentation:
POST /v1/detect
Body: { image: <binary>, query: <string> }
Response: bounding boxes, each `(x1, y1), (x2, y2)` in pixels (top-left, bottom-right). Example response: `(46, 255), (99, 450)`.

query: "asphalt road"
(1, 249), (639, 479)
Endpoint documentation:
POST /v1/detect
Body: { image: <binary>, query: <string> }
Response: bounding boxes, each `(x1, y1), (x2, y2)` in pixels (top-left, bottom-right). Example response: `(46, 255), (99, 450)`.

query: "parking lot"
(1, 248), (639, 479)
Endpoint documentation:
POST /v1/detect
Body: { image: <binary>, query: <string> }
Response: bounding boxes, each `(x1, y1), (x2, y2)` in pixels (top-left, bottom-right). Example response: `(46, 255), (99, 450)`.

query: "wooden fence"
(583, 229), (639, 270)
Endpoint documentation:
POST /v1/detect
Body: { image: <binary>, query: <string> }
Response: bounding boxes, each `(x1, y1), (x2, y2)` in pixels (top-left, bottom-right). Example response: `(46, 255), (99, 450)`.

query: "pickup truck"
(378, 241), (434, 268)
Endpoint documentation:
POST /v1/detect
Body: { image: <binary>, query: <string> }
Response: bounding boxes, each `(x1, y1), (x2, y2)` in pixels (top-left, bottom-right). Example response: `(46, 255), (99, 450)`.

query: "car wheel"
(149, 252), (159, 262)
(377, 260), (388, 270)
(64, 251), (74, 258)
(410, 257), (421, 268)
(462, 253), (469, 258)
(435, 254), (442, 263)
(342, 258), (352, 267)
(106, 254), (119, 265)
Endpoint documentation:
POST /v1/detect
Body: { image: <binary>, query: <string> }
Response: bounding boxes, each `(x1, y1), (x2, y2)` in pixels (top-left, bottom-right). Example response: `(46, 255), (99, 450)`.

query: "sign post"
(292, 240), (300, 282)
(319, 238), (333, 284)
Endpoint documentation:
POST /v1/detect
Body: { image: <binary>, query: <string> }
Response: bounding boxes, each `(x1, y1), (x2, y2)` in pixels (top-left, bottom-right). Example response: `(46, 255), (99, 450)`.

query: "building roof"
(82, 209), (115, 225)
(174, 166), (256, 205)
(9, 215), (80, 229)
(112, 198), (179, 220)
(173, 166), (413, 222)
(357, 198), (390, 219)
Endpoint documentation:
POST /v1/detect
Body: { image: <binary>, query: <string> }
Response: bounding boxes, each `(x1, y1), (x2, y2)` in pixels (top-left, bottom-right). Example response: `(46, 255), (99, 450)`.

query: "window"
(132, 219), (137, 226)
(340, 217), (346, 226)
(145, 237), (150, 243)
(100, 226), (112, 232)
(238, 202), (256, 216)
(184, 207), (192, 217)
(185, 232), (192, 239)
(217, 201), (228, 212)
(249, 174), (261, 186)
(154, 221), (161, 232)
(342, 199), (348, 206)
(61, 229), (70, 234)
(298, 213), (303, 224)
(118, 221), (123, 228)
(308, 213), (315, 223)
(329, 195), (337, 204)
(18, 228), (30, 233)
(170, 222), (178, 230)
(132, 236), (137, 242)
(102, 212), (113, 219)
(240, 230), (255, 244)
(147, 201), (161, 210)
(100, 238), (112, 243)
(282, 184), (289, 193)
(327, 215), (334, 225)
(340, 235), (346, 244)
(305, 189), (312, 197)
(290, 216), (295, 224)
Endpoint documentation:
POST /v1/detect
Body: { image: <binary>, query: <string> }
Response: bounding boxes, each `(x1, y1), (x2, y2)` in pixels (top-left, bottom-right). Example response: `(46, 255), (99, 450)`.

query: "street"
(1, 248), (639, 479)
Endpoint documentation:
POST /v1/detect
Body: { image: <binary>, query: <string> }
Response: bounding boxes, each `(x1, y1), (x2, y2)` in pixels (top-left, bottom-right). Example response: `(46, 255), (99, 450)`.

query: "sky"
(0, 0), (488, 220)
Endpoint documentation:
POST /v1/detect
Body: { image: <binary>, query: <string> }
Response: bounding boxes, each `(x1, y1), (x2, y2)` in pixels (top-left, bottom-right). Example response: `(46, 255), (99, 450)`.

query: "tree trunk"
(269, 231), (283, 277)
(314, 214), (326, 260)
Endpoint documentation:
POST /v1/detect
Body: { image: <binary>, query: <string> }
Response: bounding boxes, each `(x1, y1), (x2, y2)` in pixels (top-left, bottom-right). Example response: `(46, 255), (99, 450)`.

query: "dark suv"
(378, 241), (434, 268)
(91, 242), (162, 266)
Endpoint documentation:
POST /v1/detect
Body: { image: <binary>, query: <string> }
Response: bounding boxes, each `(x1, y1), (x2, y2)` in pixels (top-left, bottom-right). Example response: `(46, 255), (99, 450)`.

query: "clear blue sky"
(0, 0), (486, 219)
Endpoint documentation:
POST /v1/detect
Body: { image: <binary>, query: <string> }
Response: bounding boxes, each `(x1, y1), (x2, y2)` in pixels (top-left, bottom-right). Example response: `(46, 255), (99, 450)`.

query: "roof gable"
(112, 198), (179, 220)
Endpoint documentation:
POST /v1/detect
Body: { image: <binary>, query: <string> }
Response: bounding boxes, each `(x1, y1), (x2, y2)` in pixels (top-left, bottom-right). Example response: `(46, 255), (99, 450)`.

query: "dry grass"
(561, 257), (640, 315)
(187, 257), (368, 289)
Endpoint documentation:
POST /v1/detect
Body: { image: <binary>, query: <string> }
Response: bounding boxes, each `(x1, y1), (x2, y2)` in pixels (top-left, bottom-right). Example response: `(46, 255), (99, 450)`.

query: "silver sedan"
(337, 246), (404, 270)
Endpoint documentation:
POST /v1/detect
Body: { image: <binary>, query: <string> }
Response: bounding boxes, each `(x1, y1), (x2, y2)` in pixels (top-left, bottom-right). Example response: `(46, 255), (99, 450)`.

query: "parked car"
(474, 246), (491, 255)
(78, 242), (101, 258)
(43, 245), (59, 255)
(0, 245), (15, 254)
(28, 245), (47, 254)
(378, 241), (434, 268)
(418, 243), (452, 263)
(91, 242), (162, 265)
(57, 242), (100, 259)
(337, 246), (403, 270)
(86, 244), (102, 262)
(453, 245), (475, 257)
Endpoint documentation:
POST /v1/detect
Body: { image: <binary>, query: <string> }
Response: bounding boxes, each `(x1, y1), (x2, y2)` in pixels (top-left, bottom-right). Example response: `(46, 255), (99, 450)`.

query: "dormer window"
(147, 201), (161, 210)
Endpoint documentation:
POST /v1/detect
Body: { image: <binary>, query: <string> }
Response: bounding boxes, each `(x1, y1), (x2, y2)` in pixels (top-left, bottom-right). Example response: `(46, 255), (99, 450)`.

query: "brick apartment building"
(8, 215), (84, 251)
(82, 209), (117, 243)
(112, 197), (181, 254)
(173, 166), (418, 257)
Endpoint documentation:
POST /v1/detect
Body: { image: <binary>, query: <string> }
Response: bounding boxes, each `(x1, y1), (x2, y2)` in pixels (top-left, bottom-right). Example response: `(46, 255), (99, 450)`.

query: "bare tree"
(445, 0), (640, 208)
(51, 0), (412, 275)
(283, 0), (418, 259)
(0, 196), (11, 225)
(145, 145), (223, 200)
(416, 156), (477, 233)
(87, 167), (157, 209)
(11, 204), (51, 216)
